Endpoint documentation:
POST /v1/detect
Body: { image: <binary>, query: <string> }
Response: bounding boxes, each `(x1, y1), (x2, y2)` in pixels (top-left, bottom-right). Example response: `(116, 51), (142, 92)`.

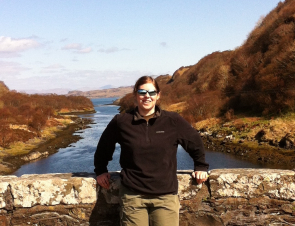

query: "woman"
(94, 76), (209, 226)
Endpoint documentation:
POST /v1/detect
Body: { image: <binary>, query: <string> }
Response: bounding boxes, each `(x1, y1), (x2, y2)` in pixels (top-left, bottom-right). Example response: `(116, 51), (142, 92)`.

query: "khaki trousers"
(119, 184), (180, 226)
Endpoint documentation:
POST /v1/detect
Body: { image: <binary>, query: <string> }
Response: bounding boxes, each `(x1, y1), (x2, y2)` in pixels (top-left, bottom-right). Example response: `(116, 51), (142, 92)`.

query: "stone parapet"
(0, 169), (294, 225)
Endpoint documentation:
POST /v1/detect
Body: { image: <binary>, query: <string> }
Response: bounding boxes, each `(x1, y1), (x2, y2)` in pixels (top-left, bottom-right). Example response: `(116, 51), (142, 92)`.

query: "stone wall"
(0, 169), (294, 225)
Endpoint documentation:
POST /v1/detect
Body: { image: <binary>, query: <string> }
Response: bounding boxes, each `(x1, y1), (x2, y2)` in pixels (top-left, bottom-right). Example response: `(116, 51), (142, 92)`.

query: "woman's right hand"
(96, 173), (111, 189)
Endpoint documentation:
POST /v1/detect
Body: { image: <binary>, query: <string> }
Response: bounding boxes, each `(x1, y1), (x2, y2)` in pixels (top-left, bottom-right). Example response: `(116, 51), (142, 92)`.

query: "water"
(14, 98), (267, 176)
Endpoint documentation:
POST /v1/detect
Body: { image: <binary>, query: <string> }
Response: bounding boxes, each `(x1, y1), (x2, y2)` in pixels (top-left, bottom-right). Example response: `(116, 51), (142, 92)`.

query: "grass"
(193, 110), (295, 154)
(4, 141), (34, 156)
(55, 117), (74, 125)
(164, 102), (187, 113)
(1, 117), (75, 158)
(41, 126), (63, 139)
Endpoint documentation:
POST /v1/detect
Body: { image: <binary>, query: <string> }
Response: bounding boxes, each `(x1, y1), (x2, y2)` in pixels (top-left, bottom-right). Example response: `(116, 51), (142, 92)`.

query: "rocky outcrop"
(0, 169), (294, 225)
(200, 131), (295, 169)
(21, 151), (49, 161)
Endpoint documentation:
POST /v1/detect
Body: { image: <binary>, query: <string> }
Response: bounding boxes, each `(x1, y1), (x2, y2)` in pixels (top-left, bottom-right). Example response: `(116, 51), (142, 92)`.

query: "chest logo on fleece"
(156, 131), (165, 133)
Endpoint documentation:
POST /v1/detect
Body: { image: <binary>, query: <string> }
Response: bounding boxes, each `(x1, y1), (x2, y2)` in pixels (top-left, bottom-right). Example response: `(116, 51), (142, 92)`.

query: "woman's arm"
(94, 115), (119, 177)
(176, 113), (209, 173)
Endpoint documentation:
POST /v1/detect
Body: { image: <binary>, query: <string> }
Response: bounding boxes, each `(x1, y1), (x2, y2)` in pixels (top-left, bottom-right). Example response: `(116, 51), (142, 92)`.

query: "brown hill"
(0, 81), (9, 96)
(119, 0), (295, 122)
(67, 86), (133, 98)
(0, 88), (94, 148)
(224, 0), (295, 115)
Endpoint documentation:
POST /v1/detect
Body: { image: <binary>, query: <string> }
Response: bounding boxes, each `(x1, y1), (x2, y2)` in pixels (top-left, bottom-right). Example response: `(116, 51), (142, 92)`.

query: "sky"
(0, 0), (283, 94)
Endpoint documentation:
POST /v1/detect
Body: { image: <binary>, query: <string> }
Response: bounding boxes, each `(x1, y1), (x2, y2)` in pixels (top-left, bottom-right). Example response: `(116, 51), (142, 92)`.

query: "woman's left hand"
(192, 171), (208, 184)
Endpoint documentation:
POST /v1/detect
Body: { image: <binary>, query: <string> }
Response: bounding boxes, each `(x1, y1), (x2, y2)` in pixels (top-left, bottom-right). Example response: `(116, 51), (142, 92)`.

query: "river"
(14, 98), (269, 176)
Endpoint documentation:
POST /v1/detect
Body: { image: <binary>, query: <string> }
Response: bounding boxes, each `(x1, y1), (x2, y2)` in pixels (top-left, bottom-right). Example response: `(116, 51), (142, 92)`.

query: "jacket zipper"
(146, 120), (149, 142)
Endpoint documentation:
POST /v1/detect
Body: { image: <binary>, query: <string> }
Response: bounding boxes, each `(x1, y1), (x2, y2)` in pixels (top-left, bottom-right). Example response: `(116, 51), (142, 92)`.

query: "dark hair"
(133, 76), (160, 95)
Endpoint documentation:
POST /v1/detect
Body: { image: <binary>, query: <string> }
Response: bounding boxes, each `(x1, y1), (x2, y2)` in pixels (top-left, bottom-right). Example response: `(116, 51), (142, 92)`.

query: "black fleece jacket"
(94, 106), (209, 195)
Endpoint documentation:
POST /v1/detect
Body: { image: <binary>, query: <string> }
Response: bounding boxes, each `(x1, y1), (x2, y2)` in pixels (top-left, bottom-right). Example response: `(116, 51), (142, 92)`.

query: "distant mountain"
(19, 85), (121, 95)
(100, 85), (115, 89)
(67, 86), (133, 98)
(20, 88), (71, 95)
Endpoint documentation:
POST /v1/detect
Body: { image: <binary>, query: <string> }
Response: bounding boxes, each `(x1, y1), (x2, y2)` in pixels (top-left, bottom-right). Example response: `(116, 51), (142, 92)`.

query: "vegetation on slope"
(118, 0), (295, 166)
(0, 82), (94, 173)
(120, 0), (295, 121)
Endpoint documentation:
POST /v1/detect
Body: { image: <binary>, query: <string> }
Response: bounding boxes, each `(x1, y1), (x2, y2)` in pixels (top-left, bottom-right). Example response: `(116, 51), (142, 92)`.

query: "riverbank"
(162, 102), (294, 169)
(0, 115), (93, 175)
(194, 116), (295, 170)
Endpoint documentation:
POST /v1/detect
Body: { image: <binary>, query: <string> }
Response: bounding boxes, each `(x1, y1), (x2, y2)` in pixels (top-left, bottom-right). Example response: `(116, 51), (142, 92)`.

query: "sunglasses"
(137, 89), (158, 96)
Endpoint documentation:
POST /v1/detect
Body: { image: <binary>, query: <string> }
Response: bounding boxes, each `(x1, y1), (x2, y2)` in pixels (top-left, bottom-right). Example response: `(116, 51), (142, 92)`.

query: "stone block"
(0, 174), (97, 208)
(210, 168), (295, 200)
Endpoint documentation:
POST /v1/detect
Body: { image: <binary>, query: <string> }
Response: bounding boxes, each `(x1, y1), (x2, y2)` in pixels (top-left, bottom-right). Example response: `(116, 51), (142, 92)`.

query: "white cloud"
(61, 43), (82, 50)
(160, 42), (167, 47)
(0, 52), (21, 58)
(43, 64), (64, 69)
(0, 61), (30, 77)
(98, 47), (119, 53)
(98, 47), (130, 54)
(76, 47), (92, 54)
(40, 64), (66, 73)
(0, 36), (40, 52)
(62, 43), (92, 54)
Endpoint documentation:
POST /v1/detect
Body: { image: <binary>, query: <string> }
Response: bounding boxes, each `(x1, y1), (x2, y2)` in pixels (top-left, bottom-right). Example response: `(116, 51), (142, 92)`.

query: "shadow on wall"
(72, 172), (121, 225)
(89, 188), (120, 225)
(89, 175), (121, 226)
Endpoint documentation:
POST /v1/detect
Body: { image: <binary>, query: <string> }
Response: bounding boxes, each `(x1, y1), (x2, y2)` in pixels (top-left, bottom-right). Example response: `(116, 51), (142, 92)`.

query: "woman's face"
(136, 82), (160, 116)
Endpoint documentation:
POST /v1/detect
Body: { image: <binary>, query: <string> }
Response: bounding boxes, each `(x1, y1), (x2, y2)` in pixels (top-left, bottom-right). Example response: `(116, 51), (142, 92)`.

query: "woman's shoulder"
(114, 110), (134, 122)
(160, 110), (186, 126)
(161, 109), (182, 119)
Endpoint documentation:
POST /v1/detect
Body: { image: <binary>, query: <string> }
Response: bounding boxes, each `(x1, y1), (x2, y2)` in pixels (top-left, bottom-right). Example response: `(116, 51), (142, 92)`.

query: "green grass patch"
(4, 141), (35, 156)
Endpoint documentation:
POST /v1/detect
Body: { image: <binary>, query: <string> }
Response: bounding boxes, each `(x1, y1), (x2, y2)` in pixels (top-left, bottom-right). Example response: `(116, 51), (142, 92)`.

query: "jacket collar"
(133, 105), (161, 121)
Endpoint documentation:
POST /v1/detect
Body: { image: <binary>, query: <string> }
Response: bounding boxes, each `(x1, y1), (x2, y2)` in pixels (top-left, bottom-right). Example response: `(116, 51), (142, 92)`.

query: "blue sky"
(0, 0), (282, 93)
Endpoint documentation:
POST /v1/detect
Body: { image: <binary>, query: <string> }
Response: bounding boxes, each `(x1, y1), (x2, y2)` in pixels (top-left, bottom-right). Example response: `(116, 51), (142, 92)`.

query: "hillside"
(0, 81), (9, 96)
(120, 0), (295, 120)
(117, 0), (295, 167)
(67, 86), (133, 98)
(0, 81), (94, 147)
(0, 81), (95, 173)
